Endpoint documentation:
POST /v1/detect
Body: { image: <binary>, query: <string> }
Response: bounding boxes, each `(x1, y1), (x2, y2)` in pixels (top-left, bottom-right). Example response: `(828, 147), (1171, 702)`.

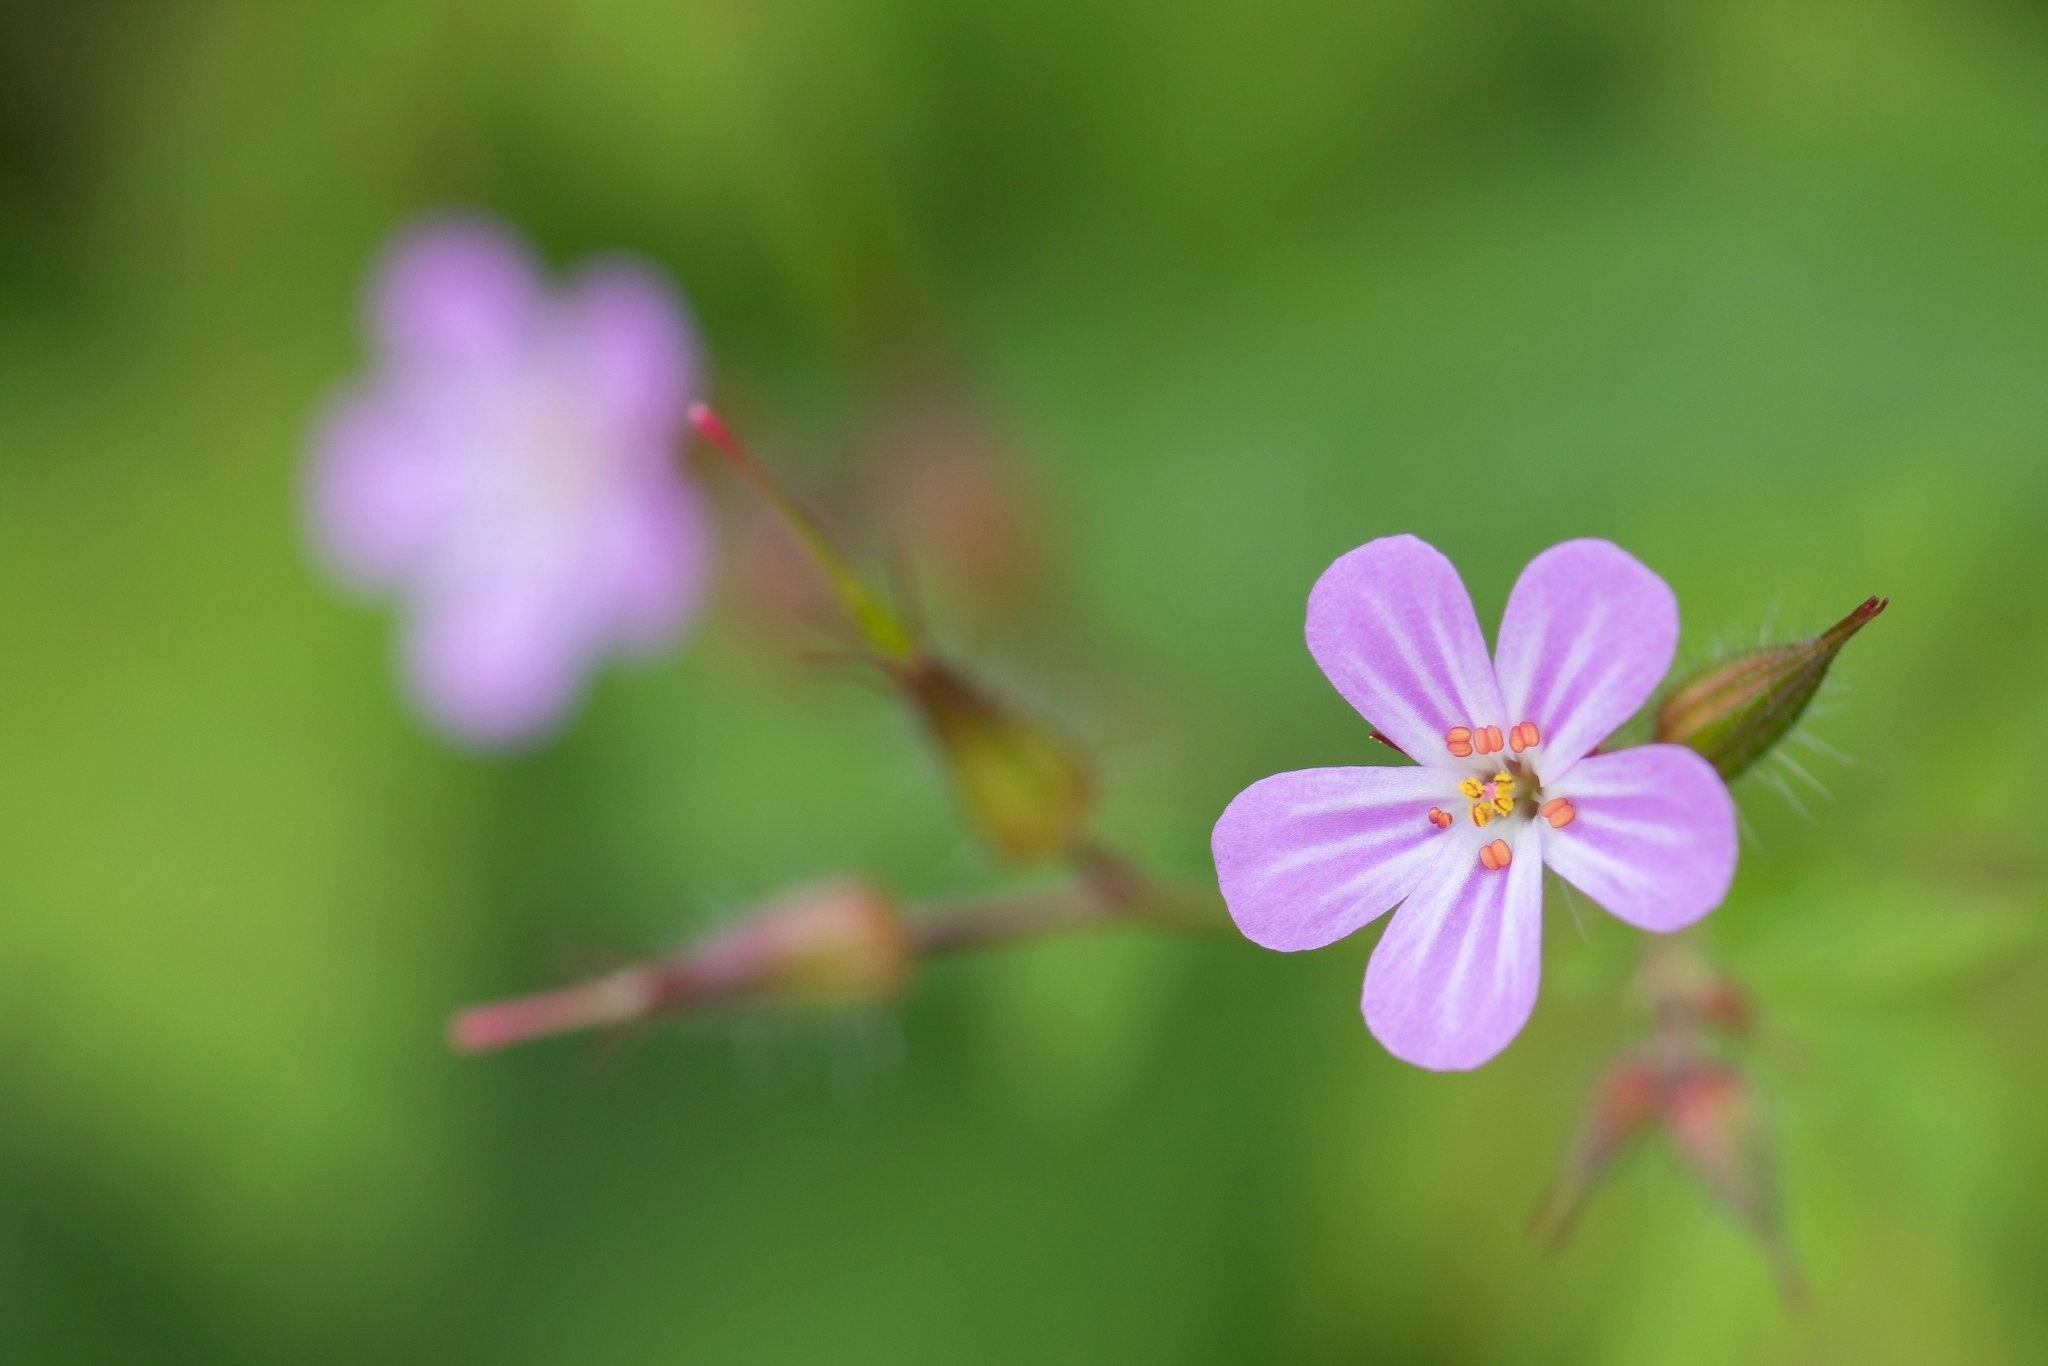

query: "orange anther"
(1479, 838), (1512, 871)
(1427, 807), (1452, 829)
(1509, 721), (1540, 753)
(1479, 842), (1500, 870)
(1445, 726), (1474, 758)
(1540, 798), (1576, 829)
(1475, 725), (1503, 754)
(1521, 721), (1540, 747)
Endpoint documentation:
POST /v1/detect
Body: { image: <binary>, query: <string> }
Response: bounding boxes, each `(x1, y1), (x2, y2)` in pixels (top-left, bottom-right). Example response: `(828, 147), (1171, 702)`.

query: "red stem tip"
(687, 402), (737, 454)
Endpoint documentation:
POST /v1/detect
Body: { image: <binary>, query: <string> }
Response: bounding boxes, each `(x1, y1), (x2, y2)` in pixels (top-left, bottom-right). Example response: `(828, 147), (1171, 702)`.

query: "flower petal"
(594, 472), (711, 649)
(1542, 745), (1737, 933)
(400, 577), (599, 746)
(561, 260), (700, 444)
(1493, 538), (1678, 783)
(1305, 535), (1506, 766)
(1362, 820), (1545, 1071)
(1213, 766), (1456, 951)
(306, 391), (460, 588)
(372, 216), (537, 371)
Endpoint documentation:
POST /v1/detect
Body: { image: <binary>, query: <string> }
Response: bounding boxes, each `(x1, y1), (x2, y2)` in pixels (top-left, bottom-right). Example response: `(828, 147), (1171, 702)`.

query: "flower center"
(1426, 721), (1579, 871)
(522, 406), (605, 507)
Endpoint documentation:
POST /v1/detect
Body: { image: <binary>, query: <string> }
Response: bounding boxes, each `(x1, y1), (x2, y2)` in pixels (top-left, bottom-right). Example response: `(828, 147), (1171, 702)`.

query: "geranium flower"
(307, 214), (708, 745)
(1211, 536), (1737, 1070)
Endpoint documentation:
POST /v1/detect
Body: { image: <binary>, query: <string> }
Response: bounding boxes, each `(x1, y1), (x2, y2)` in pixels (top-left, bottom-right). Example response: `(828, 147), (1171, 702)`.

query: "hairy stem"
(909, 846), (1224, 955)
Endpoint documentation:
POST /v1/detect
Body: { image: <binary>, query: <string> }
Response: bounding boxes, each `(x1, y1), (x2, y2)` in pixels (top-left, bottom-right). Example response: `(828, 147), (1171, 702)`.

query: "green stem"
(688, 403), (918, 663)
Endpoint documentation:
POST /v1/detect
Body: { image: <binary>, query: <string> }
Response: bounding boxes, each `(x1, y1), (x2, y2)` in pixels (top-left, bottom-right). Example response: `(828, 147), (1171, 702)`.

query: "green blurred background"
(3, 0), (2047, 1360)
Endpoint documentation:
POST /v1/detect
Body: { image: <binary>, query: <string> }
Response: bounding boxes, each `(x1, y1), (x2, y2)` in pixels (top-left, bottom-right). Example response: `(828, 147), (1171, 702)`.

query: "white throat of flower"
(518, 394), (608, 514)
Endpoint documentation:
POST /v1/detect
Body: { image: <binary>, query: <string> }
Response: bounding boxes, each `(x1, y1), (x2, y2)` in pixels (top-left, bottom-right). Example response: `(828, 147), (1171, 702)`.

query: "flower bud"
(901, 660), (1092, 863)
(695, 878), (912, 1006)
(1654, 595), (1887, 780)
(1664, 1063), (1765, 1215)
(1634, 940), (1749, 1037)
(449, 879), (910, 1053)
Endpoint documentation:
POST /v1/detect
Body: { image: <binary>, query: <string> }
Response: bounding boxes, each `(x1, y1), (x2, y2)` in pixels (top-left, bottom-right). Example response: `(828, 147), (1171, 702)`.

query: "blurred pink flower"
(307, 214), (708, 746)
(1212, 536), (1737, 1070)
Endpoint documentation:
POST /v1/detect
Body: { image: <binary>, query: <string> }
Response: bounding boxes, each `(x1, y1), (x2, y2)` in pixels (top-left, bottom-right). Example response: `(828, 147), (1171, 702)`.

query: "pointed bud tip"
(1832, 594), (1888, 638)
(447, 1005), (525, 1054)
(687, 402), (734, 450)
(445, 970), (656, 1053)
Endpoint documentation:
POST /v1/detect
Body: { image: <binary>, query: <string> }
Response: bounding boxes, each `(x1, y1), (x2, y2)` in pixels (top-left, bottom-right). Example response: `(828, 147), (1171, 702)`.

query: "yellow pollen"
(1462, 770), (1521, 826)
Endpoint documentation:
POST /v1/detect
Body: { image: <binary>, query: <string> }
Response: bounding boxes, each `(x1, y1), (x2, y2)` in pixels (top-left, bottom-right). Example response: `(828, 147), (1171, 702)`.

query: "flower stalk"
(449, 861), (1222, 1053)
(689, 404), (917, 665)
(688, 403), (1092, 863)
(450, 879), (909, 1053)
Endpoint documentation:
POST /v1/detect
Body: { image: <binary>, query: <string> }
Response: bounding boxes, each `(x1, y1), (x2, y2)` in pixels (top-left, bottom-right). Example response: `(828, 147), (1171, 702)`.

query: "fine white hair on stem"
(1761, 768), (1811, 821)
(1756, 593), (1783, 648)
(1773, 749), (1832, 801)
(1793, 730), (1854, 766)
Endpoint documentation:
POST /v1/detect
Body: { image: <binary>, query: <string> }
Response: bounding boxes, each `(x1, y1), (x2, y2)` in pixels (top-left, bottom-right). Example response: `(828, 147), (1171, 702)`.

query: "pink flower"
(307, 214), (709, 746)
(1212, 536), (1737, 1070)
